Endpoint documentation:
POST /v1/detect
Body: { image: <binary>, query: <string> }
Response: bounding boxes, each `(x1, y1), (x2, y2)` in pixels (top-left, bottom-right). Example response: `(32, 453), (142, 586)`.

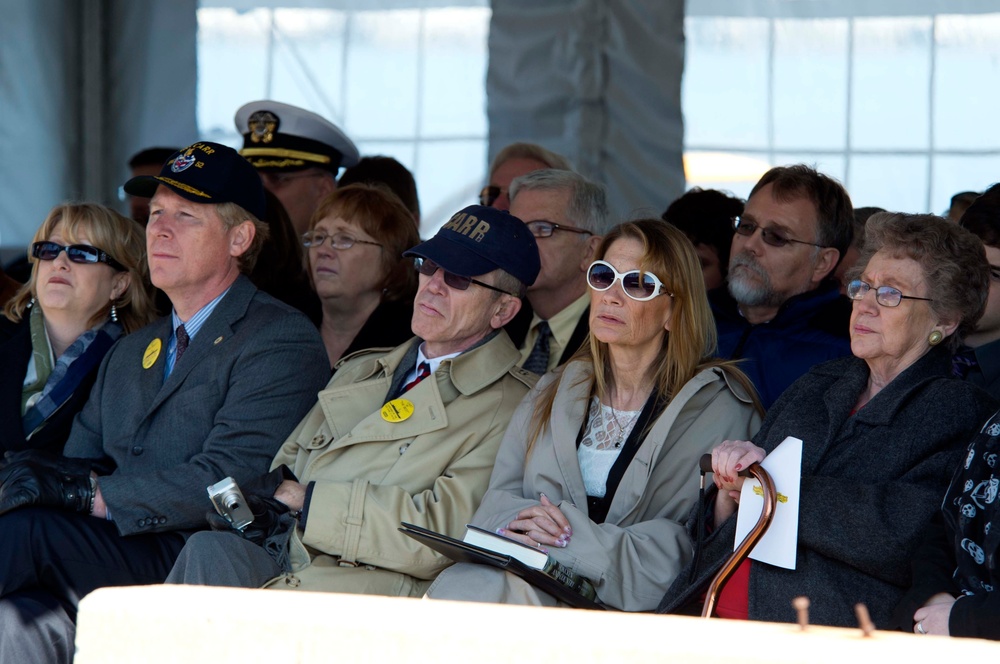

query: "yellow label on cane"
(142, 338), (162, 369)
(381, 399), (414, 423)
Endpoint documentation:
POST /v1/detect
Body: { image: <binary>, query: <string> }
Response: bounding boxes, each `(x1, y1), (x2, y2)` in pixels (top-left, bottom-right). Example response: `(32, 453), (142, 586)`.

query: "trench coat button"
(311, 434), (325, 447)
(131, 446), (143, 456)
(398, 442), (410, 455)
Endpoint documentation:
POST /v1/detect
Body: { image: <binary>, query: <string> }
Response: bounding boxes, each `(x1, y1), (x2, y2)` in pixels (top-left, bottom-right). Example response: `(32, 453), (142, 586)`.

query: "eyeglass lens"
(414, 258), (473, 291)
(33, 242), (101, 264)
(733, 218), (792, 247)
(479, 186), (501, 207)
(847, 280), (903, 306)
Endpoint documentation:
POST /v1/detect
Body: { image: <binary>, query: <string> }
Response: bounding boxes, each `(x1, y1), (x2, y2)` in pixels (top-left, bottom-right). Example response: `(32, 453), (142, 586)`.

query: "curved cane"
(698, 453), (777, 618)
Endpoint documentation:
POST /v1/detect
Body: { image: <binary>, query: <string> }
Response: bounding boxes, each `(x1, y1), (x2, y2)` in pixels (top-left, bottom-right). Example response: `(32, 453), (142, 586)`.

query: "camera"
(207, 477), (254, 531)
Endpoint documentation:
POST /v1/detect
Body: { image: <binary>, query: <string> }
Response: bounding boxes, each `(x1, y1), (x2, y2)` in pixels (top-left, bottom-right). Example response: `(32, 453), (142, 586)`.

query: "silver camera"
(207, 477), (254, 531)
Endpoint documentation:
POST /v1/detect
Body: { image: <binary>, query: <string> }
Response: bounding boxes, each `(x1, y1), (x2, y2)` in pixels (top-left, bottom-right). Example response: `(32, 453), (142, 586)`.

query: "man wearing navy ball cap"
(165, 205), (542, 600)
(0, 141), (328, 661)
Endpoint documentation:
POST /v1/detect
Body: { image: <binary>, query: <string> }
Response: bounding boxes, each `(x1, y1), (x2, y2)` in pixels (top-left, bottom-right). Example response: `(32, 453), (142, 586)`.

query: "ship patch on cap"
(171, 153), (197, 173)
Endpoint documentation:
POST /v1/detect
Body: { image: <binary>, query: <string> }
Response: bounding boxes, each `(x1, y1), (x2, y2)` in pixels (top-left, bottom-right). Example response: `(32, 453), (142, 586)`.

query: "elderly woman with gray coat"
(427, 220), (763, 611)
(657, 212), (998, 627)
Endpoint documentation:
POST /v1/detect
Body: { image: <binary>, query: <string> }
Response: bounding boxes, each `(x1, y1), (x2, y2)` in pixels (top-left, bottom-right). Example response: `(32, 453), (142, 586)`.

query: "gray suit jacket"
(64, 275), (329, 536)
(657, 347), (997, 627)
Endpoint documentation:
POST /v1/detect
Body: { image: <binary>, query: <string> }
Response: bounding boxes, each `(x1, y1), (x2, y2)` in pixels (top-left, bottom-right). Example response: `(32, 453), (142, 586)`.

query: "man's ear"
(490, 295), (522, 329)
(579, 235), (602, 272)
(228, 220), (256, 258)
(811, 247), (840, 285)
(316, 173), (337, 198)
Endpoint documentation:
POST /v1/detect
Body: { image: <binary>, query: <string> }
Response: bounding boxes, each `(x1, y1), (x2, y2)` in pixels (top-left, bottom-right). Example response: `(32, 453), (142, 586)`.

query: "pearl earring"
(928, 330), (943, 346)
(110, 303), (118, 323)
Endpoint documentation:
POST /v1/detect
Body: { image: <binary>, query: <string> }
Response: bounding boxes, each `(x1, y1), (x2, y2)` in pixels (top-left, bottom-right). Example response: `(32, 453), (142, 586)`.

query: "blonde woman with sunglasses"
(0, 203), (154, 456)
(427, 219), (763, 610)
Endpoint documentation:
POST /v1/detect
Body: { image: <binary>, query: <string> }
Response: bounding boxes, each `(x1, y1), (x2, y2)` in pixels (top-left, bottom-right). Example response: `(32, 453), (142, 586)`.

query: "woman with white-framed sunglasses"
(427, 219), (763, 610)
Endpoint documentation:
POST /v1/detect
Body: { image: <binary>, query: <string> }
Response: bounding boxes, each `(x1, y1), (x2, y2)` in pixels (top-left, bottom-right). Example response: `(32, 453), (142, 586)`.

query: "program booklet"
(399, 522), (604, 610)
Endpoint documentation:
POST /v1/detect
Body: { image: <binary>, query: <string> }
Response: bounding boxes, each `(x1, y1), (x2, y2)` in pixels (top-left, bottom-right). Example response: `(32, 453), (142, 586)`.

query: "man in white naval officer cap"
(235, 100), (360, 235)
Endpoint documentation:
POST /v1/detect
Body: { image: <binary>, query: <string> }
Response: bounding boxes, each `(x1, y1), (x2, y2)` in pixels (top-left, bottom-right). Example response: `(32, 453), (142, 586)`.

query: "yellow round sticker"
(381, 399), (415, 423)
(142, 338), (162, 369)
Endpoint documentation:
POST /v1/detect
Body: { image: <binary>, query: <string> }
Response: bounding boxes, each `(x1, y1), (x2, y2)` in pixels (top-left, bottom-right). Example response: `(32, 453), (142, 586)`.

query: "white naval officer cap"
(235, 100), (360, 173)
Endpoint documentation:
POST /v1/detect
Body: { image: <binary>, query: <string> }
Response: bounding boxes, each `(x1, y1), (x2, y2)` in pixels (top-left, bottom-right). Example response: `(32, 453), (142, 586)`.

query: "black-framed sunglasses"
(32, 241), (124, 271)
(301, 231), (382, 250)
(846, 279), (933, 307)
(479, 185), (505, 207)
(526, 220), (593, 239)
(587, 260), (672, 301)
(732, 216), (825, 248)
(414, 257), (518, 297)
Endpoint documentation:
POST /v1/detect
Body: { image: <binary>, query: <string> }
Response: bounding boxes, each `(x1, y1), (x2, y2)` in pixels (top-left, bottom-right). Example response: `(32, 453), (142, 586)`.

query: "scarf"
(21, 308), (123, 438)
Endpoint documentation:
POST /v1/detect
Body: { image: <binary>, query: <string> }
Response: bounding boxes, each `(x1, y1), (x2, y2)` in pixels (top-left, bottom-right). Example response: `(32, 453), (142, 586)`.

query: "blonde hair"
(526, 219), (761, 452)
(4, 203), (156, 333)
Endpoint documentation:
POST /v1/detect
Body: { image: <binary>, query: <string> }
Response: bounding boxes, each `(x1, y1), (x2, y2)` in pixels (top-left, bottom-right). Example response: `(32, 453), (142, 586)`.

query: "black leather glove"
(0, 450), (95, 476)
(207, 493), (291, 547)
(0, 458), (93, 515)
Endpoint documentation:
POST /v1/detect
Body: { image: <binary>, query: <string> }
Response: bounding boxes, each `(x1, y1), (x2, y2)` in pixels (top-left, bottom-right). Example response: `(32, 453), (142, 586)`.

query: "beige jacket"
(427, 360), (762, 611)
(267, 332), (535, 597)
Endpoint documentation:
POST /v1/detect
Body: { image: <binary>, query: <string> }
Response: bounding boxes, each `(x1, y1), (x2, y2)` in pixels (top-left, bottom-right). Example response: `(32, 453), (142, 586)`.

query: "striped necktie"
(402, 361), (431, 393)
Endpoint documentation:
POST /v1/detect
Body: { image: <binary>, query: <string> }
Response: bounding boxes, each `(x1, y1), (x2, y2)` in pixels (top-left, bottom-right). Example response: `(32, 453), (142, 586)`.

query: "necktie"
(402, 362), (431, 393)
(953, 346), (980, 381)
(176, 324), (190, 363)
(522, 321), (552, 374)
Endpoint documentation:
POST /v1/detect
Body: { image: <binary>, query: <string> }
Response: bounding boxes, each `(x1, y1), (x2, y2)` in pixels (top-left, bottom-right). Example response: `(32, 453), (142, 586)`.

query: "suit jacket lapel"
(148, 276), (254, 413)
(133, 317), (173, 417)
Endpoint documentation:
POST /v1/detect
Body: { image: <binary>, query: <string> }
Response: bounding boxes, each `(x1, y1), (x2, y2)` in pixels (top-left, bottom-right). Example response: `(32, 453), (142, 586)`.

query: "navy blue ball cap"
(123, 141), (266, 220)
(404, 205), (540, 287)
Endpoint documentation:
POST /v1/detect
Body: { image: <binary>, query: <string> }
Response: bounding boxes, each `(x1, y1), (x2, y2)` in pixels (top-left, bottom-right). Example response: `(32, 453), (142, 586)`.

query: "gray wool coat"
(656, 346), (997, 627)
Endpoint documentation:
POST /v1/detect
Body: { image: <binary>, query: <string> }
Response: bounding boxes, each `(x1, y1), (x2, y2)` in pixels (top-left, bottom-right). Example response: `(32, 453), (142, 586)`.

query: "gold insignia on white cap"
(248, 111), (279, 144)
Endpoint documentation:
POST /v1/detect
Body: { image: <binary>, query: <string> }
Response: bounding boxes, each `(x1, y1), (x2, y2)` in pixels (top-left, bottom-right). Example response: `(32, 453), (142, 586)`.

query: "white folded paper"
(732, 435), (802, 570)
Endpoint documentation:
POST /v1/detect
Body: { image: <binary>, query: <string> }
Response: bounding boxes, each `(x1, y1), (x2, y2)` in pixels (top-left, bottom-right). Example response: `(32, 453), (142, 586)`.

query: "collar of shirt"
(519, 292), (590, 370)
(402, 344), (462, 386)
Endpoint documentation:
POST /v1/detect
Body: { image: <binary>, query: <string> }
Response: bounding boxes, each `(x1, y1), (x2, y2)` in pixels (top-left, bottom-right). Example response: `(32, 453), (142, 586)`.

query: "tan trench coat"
(266, 332), (535, 597)
(427, 360), (762, 611)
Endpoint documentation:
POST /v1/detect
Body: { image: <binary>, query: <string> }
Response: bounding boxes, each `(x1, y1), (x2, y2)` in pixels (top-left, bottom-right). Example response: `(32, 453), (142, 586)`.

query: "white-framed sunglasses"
(587, 260), (673, 301)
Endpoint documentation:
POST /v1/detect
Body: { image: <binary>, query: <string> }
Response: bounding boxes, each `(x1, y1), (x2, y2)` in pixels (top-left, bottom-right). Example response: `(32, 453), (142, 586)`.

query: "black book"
(399, 522), (606, 611)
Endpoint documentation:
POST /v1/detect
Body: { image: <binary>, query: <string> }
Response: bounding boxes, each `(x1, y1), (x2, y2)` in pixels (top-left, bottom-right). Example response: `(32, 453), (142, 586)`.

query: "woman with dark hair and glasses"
(302, 183), (420, 368)
(0, 203), (154, 456)
(427, 219), (763, 610)
(658, 212), (997, 628)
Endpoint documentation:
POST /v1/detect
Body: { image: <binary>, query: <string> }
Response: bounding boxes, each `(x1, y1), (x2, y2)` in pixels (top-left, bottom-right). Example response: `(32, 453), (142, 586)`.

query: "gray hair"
(509, 169), (612, 236)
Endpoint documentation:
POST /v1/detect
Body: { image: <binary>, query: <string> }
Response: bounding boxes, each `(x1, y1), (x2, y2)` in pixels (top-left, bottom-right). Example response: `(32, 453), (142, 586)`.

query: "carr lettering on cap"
(456, 215), (478, 235)
(469, 221), (490, 242)
(442, 212), (466, 233)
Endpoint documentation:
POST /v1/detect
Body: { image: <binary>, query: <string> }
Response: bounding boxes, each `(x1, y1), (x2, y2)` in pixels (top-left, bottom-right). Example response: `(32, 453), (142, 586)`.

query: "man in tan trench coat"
(166, 204), (540, 597)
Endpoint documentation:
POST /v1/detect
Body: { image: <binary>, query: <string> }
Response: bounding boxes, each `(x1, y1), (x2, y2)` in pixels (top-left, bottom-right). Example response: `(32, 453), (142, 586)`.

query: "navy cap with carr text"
(123, 141), (266, 220)
(404, 205), (540, 287)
